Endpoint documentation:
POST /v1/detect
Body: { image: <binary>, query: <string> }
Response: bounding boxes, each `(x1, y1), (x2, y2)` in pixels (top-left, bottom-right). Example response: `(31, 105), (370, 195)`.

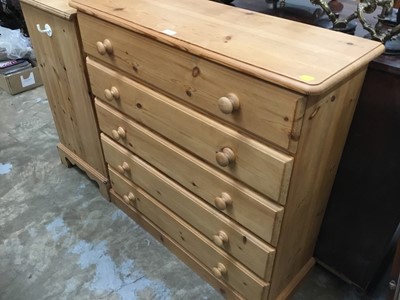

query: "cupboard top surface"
(21, 0), (76, 20)
(69, 0), (384, 95)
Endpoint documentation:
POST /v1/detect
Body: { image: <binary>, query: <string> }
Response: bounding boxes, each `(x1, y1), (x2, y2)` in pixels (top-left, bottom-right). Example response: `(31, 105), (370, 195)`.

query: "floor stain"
(45, 217), (69, 241)
(0, 163), (12, 175)
(70, 240), (172, 300)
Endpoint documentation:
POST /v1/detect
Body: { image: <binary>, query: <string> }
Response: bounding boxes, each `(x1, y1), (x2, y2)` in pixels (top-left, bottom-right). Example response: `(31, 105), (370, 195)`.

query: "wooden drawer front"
(89, 62), (293, 204)
(101, 134), (283, 246)
(79, 13), (305, 153)
(108, 169), (268, 299)
(109, 163), (275, 280)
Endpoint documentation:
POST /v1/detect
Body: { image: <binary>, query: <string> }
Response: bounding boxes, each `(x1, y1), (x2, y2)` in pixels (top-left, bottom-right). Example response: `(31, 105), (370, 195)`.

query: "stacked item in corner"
(0, 59), (32, 75)
(0, 57), (42, 95)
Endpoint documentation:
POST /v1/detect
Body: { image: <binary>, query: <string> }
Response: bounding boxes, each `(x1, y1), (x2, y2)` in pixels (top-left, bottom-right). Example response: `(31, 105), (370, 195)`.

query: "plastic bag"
(0, 26), (32, 59)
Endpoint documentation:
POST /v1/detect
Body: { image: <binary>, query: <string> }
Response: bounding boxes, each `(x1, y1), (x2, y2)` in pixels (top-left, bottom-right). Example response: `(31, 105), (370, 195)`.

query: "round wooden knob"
(213, 231), (229, 247)
(218, 93), (239, 114)
(214, 192), (232, 211)
(104, 86), (120, 101)
(111, 127), (126, 140)
(117, 162), (130, 174)
(212, 262), (227, 278)
(123, 192), (135, 205)
(216, 148), (235, 167)
(96, 39), (113, 55)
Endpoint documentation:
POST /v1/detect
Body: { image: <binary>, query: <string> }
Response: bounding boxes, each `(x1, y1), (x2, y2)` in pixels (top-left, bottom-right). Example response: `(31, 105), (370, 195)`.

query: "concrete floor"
(0, 84), (391, 300)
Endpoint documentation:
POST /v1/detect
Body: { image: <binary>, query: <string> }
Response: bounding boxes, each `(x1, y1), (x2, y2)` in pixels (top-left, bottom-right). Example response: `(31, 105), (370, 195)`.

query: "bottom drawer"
(110, 167), (269, 300)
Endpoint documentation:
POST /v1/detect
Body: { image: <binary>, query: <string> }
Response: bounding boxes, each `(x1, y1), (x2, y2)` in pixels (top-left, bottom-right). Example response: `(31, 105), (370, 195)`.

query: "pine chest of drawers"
(70, 0), (384, 298)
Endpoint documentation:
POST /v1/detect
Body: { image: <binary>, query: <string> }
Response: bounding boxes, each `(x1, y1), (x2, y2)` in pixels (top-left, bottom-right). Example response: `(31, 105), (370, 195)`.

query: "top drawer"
(78, 13), (306, 153)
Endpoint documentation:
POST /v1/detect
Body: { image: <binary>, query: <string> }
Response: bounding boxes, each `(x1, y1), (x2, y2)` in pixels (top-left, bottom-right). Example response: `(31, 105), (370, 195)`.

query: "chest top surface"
(69, 0), (384, 94)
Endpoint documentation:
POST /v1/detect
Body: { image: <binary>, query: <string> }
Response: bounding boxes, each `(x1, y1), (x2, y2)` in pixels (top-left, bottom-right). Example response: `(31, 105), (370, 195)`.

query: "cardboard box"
(0, 64), (43, 95)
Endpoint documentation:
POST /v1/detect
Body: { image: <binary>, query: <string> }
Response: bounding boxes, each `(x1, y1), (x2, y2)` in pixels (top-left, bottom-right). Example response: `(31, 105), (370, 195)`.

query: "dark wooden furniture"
(315, 55), (400, 291)
(389, 239), (400, 299)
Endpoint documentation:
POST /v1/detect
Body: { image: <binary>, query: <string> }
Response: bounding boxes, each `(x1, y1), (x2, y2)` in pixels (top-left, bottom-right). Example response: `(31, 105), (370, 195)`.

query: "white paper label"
(162, 29), (177, 36)
(20, 72), (35, 87)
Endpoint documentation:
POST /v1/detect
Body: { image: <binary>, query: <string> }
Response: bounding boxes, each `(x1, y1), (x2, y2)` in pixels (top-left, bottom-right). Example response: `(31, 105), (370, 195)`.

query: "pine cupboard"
(75, 0), (384, 298)
(20, 0), (109, 197)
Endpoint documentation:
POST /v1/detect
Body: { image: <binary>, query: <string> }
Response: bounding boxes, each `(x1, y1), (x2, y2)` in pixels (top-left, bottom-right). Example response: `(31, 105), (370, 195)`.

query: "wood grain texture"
(268, 68), (368, 299)
(101, 132), (283, 247)
(81, 26), (305, 152)
(70, 0), (384, 94)
(96, 101), (283, 205)
(109, 190), (246, 300)
(109, 163), (275, 280)
(88, 61), (294, 203)
(21, 3), (107, 178)
(21, 0), (76, 20)
(95, 99), (289, 204)
(87, 56), (300, 159)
